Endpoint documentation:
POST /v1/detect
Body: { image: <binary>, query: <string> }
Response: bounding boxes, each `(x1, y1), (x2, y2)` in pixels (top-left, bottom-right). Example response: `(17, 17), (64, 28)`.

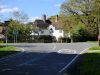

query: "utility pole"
(98, 16), (100, 46)
(97, 5), (100, 46)
(13, 28), (18, 43)
(5, 27), (8, 46)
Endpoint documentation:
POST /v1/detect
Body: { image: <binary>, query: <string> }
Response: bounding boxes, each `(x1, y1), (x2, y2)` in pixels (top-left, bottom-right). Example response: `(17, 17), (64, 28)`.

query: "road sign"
(13, 29), (18, 35)
(13, 29), (18, 43)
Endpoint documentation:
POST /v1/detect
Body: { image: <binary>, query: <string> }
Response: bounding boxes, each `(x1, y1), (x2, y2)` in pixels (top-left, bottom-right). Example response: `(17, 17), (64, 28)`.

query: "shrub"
(0, 40), (4, 43)
(72, 24), (89, 42)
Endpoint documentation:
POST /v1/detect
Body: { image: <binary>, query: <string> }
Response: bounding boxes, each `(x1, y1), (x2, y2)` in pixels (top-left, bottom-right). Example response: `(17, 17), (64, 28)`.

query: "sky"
(0, 0), (66, 22)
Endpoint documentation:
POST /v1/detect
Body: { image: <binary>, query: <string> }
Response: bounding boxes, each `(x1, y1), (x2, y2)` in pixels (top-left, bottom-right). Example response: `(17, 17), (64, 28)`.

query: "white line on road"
(57, 49), (76, 54)
(19, 48), (25, 52)
(58, 47), (90, 74)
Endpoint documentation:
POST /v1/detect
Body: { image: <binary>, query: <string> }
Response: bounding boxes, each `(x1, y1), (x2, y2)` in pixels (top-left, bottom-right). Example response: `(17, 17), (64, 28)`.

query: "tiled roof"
(52, 21), (62, 29)
(33, 17), (62, 30)
(33, 20), (50, 28)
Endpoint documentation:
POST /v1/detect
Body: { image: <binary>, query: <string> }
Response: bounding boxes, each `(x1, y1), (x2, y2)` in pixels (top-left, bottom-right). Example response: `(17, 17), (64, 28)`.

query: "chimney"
(55, 15), (58, 22)
(42, 14), (46, 22)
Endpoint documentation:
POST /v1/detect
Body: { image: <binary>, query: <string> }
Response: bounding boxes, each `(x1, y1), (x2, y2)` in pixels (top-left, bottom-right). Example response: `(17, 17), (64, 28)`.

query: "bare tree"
(12, 11), (29, 23)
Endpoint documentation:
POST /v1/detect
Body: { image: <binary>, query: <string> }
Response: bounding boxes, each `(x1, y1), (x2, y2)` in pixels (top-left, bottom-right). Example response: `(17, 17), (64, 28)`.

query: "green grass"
(74, 47), (100, 75)
(0, 46), (18, 58)
(0, 46), (16, 51)
(78, 53), (100, 75)
(89, 46), (100, 50)
(86, 41), (98, 43)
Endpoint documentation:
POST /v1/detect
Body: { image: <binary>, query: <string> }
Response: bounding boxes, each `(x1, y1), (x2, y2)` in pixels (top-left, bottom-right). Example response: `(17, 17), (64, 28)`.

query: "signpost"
(5, 27), (9, 46)
(13, 29), (18, 43)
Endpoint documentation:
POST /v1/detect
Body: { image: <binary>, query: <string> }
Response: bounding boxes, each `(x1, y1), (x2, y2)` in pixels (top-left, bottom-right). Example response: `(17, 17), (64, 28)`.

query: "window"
(49, 28), (54, 33)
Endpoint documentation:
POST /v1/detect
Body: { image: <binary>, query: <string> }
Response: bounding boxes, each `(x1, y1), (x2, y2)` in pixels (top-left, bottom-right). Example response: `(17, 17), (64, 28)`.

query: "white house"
(30, 25), (64, 42)
(30, 14), (65, 42)
(48, 24), (64, 41)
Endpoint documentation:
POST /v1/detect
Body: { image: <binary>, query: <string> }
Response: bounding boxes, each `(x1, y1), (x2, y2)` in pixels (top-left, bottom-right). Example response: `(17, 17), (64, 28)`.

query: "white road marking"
(19, 48), (25, 52)
(15, 47), (25, 52)
(57, 49), (76, 54)
(58, 47), (90, 74)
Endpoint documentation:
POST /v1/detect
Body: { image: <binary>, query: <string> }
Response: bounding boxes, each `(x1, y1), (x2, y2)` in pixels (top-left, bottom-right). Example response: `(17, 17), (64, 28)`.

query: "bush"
(0, 40), (4, 43)
(72, 24), (89, 42)
(34, 35), (53, 43)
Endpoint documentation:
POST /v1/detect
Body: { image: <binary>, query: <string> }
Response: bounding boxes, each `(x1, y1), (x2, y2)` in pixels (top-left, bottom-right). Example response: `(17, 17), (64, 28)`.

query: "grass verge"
(86, 41), (98, 43)
(78, 53), (100, 75)
(89, 46), (100, 50)
(0, 46), (18, 58)
(68, 46), (100, 75)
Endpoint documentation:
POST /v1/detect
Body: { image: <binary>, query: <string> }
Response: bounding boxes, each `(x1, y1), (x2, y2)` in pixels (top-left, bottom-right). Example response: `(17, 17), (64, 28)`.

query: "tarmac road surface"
(0, 43), (97, 75)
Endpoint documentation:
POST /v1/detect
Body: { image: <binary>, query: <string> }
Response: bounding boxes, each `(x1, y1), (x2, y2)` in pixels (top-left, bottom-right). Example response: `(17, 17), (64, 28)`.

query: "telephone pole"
(97, 7), (100, 46)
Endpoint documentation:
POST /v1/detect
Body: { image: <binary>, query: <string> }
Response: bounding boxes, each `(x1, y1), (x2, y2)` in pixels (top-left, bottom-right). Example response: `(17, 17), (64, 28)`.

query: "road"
(0, 43), (97, 75)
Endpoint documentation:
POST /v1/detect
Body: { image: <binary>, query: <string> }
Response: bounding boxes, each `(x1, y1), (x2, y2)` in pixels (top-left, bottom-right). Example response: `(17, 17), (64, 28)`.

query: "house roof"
(33, 15), (62, 29)
(52, 21), (62, 29)
(33, 19), (51, 28)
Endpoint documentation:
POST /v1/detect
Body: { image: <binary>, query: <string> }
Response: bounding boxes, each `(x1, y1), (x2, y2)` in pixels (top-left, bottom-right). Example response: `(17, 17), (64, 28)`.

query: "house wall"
(48, 25), (64, 41)
(52, 30), (64, 41)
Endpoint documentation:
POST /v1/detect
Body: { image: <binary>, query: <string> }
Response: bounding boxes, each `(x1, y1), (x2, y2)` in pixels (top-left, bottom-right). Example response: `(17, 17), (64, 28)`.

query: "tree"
(72, 22), (89, 42)
(49, 15), (78, 33)
(18, 24), (31, 42)
(94, 0), (100, 34)
(59, 14), (78, 33)
(12, 11), (29, 23)
(6, 19), (31, 42)
(61, 0), (99, 40)
(7, 19), (20, 42)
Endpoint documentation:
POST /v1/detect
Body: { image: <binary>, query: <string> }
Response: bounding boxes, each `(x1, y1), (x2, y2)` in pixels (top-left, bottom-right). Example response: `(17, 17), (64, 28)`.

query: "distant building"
(31, 14), (65, 42)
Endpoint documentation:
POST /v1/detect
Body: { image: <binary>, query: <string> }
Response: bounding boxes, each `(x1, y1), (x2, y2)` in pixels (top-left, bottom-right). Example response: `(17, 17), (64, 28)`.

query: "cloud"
(0, 5), (19, 13)
(33, 16), (39, 20)
(21, 16), (39, 24)
(28, 16), (39, 22)
(0, 5), (7, 8)
(55, 4), (61, 7)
